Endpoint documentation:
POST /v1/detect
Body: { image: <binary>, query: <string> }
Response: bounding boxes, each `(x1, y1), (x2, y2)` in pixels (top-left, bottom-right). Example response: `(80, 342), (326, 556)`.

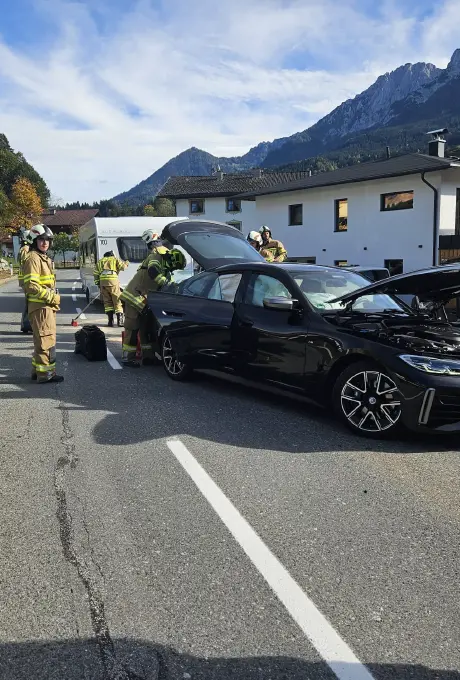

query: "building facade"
(158, 170), (312, 236)
(238, 153), (460, 274)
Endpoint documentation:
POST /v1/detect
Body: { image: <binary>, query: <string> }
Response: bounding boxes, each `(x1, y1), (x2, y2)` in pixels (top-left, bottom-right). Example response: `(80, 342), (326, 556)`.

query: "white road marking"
(106, 348), (122, 370)
(72, 281), (80, 302)
(75, 307), (86, 320)
(167, 439), (375, 680)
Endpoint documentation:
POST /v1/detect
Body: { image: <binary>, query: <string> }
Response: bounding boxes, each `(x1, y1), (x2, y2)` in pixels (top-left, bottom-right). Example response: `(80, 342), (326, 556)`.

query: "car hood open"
(331, 266), (460, 305)
(161, 219), (265, 270)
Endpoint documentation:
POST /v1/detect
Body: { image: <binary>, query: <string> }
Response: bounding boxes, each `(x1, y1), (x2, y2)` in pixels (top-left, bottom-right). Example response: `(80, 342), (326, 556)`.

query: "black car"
(146, 219), (460, 439)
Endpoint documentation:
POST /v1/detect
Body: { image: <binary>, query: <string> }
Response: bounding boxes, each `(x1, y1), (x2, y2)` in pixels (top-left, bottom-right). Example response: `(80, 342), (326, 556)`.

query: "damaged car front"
(326, 266), (460, 433)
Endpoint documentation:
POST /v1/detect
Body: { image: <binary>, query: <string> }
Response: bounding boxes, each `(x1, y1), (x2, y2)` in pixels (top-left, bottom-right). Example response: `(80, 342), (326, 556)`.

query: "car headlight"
(399, 354), (460, 376)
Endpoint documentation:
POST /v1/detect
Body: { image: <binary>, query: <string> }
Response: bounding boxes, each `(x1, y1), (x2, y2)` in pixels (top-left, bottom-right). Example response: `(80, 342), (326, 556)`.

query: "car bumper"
(394, 371), (460, 433)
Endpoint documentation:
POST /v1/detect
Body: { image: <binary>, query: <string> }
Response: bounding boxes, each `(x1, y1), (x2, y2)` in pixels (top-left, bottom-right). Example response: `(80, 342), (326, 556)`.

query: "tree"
(51, 233), (72, 266)
(153, 197), (175, 217)
(8, 177), (43, 231)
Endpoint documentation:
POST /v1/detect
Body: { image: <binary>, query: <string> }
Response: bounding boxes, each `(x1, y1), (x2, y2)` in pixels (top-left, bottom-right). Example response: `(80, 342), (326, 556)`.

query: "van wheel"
(161, 335), (193, 381)
(332, 361), (403, 438)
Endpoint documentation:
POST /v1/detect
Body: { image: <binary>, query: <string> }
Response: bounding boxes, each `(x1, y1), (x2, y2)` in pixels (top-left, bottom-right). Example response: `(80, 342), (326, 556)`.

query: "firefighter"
(22, 224), (62, 383)
(93, 250), (129, 327)
(120, 229), (186, 367)
(247, 231), (274, 262)
(259, 226), (287, 262)
(18, 229), (31, 332)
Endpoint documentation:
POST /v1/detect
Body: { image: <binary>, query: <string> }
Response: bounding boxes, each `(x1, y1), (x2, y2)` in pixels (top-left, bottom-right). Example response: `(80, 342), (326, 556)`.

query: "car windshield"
(289, 268), (409, 313)
(183, 232), (262, 262)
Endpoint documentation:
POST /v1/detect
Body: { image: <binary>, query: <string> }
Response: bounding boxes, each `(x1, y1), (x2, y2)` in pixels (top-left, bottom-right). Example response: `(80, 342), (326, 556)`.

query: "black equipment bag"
(21, 306), (32, 333)
(74, 324), (107, 361)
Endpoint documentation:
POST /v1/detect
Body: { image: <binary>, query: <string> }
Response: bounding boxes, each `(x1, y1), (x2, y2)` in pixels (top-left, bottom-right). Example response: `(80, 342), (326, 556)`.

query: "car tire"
(332, 360), (404, 438)
(161, 334), (193, 381)
(85, 288), (90, 304)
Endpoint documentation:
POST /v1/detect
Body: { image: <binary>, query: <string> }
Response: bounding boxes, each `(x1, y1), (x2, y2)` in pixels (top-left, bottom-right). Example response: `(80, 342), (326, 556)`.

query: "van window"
(117, 237), (149, 263)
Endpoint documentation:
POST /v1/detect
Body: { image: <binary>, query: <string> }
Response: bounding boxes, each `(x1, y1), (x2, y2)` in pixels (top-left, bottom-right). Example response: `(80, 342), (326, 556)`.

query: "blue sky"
(0, 0), (458, 202)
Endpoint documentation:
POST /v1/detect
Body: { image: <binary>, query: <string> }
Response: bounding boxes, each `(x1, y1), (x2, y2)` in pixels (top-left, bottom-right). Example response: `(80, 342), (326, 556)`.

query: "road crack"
(54, 399), (163, 680)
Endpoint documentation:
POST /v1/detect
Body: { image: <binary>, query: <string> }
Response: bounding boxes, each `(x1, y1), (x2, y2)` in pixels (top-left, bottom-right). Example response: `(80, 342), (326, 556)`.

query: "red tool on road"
(70, 293), (101, 327)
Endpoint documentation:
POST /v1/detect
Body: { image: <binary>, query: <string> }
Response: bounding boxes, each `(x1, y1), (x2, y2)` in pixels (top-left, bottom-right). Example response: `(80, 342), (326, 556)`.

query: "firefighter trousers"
(29, 308), (57, 382)
(123, 303), (156, 361)
(100, 281), (123, 314)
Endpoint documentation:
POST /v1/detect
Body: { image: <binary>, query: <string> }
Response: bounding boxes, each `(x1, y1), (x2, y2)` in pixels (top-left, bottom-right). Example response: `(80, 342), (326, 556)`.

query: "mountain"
(113, 50), (460, 205)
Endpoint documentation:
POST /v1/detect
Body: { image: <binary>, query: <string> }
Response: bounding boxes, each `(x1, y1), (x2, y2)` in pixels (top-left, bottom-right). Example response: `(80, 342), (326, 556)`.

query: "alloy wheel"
(340, 370), (402, 432)
(162, 336), (184, 376)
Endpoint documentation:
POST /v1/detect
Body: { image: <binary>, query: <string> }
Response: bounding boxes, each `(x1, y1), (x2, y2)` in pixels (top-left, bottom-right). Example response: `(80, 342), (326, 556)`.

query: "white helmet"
(21, 229), (31, 244)
(247, 231), (262, 244)
(29, 224), (54, 243)
(141, 229), (160, 245)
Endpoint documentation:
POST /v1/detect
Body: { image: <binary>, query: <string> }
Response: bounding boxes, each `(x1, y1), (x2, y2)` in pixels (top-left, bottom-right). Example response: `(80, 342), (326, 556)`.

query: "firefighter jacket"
(261, 239), (287, 262)
(120, 246), (171, 313)
(94, 255), (128, 286)
(23, 251), (59, 314)
(18, 244), (30, 288)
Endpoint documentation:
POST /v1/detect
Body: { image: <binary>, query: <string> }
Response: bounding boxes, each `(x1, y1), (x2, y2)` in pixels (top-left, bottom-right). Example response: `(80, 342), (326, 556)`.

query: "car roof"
(211, 262), (354, 274)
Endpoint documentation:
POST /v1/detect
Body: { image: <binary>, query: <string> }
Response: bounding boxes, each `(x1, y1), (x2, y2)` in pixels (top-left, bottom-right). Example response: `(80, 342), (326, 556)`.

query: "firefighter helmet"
(259, 225), (271, 236)
(168, 248), (186, 270)
(247, 231), (262, 244)
(141, 229), (160, 245)
(29, 224), (54, 242)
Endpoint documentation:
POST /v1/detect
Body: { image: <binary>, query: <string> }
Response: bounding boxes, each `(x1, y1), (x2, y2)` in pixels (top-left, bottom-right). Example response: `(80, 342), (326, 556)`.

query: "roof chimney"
(427, 128), (448, 157)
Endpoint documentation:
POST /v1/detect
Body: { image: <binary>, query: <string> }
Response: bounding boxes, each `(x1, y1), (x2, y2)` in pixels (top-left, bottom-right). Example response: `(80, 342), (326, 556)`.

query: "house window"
(226, 198), (241, 212)
(226, 220), (242, 231)
(189, 199), (204, 214)
(455, 189), (460, 235)
(334, 260), (348, 267)
(335, 198), (348, 231)
(289, 204), (303, 226)
(381, 191), (414, 211)
(384, 259), (404, 275)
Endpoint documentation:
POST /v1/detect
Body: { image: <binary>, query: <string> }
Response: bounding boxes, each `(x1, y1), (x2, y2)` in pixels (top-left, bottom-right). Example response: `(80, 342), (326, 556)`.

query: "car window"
(208, 273), (243, 302)
(245, 274), (293, 308)
(181, 272), (217, 297)
(290, 269), (407, 313)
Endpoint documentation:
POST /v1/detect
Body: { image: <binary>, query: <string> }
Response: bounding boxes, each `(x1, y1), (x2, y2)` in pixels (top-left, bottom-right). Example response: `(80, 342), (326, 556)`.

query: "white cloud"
(0, 0), (457, 202)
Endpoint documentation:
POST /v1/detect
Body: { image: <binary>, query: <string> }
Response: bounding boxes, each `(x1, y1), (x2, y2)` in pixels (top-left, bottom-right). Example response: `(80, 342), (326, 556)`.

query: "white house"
(237, 145), (460, 274)
(158, 169), (313, 235)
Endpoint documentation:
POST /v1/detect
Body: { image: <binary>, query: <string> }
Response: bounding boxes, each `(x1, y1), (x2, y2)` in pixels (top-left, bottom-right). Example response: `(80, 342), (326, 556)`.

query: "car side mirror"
(263, 296), (297, 311)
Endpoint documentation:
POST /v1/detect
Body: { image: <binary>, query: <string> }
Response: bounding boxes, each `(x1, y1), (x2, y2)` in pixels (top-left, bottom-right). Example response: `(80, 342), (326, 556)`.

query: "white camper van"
(79, 216), (190, 302)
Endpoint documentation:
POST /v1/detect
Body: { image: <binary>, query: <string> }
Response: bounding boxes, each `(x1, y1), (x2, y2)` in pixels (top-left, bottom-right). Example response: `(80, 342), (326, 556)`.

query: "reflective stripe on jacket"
(18, 245), (30, 285)
(261, 239), (287, 262)
(94, 255), (128, 285)
(23, 251), (56, 313)
(120, 247), (170, 312)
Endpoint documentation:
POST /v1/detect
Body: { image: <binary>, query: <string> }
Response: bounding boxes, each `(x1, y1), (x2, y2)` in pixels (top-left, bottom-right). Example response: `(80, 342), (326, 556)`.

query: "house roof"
(157, 171), (314, 199)
(234, 154), (459, 199)
(41, 208), (99, 228)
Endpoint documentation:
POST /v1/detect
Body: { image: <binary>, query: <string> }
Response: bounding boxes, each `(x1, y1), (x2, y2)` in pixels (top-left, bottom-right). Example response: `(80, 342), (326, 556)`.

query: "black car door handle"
(163, 310), (185, 318)
(239, 317), (254, 327)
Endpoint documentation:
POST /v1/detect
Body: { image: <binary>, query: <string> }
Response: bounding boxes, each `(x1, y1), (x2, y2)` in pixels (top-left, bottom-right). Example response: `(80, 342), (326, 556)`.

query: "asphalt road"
(0, 269), (459, 680)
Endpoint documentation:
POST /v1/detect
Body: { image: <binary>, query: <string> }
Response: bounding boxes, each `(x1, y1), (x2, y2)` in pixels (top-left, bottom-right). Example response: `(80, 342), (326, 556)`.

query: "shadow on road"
(1, 277), (459, 455)
(0, 637), (459, 680)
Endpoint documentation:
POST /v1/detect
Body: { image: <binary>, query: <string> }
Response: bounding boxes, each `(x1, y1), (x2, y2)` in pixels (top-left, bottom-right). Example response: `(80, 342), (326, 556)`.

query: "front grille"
(427, 389), (460, 428)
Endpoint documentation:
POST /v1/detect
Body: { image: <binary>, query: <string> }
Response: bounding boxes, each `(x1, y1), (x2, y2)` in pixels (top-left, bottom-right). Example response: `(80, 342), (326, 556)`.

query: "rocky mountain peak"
(447, 48), (460, 75)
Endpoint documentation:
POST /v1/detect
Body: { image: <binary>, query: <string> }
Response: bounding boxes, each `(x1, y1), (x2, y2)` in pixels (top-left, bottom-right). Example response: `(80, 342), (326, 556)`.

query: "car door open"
(147, 272), (243, 370)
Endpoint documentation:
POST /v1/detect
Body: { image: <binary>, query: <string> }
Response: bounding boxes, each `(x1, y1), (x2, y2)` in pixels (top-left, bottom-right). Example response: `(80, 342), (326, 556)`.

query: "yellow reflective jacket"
(18, 244), (30, 288)
(261, 239), (287, 262)
(23, 251), (58, 313)
(94, 255), (128, 286)
(120, 246), (170, 312)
